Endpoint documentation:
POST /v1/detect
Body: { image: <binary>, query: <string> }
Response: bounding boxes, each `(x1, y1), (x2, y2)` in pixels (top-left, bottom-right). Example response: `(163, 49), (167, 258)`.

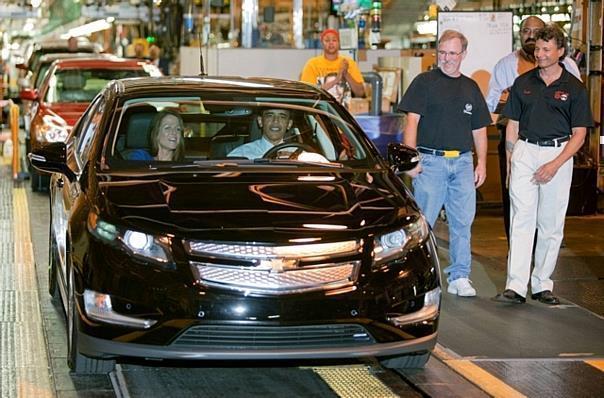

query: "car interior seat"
(210, 121), (249, 159)
(117, 106), (157, 159)
(59, 72), (87, 102)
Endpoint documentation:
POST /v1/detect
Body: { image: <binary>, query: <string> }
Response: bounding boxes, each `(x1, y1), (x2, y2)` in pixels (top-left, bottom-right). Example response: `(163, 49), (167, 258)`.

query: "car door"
(52, 95), (106, 287)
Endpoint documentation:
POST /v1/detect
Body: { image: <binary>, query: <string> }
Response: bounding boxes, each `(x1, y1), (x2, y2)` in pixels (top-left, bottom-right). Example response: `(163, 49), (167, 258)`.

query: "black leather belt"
(518, 134), (570, 147)
(417, 147), (470, 158)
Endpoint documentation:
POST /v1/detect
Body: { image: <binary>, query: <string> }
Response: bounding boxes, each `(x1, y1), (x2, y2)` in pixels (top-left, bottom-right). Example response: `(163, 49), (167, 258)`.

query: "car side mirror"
(387, 143), (420, 172)
(20, 88), (37, 101)
(28, 142), (75, 181)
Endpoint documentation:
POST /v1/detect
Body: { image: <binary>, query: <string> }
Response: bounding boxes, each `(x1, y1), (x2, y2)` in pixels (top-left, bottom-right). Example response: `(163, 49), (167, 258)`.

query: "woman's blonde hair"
(149, 109), (185, 161)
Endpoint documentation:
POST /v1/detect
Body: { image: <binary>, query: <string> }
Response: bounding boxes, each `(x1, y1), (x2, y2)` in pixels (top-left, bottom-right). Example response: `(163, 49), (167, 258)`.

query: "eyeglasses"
(437, 50), (464, 57)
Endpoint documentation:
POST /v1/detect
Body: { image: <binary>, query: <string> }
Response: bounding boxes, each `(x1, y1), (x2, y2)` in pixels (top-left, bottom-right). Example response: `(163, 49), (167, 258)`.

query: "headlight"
(87, 212), (173, 265)
(373, 215), (430, 267)
(123, 230), (172, 263)
(38, 114), (69, 143)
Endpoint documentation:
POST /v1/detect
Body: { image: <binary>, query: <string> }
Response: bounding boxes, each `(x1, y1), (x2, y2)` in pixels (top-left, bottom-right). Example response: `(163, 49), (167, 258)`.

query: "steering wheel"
(262, 142), (316, 159)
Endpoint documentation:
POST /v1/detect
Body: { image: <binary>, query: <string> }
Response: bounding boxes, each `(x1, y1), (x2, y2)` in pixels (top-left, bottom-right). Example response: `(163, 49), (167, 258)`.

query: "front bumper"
(76, 232), (441, 362)
(79, 330), (437, 361)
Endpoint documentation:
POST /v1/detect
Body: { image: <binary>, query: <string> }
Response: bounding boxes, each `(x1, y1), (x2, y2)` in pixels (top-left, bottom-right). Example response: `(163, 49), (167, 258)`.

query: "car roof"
(33, 38), (97, 50)
(111, 76), (326, 97)
(38, 52), (109, 63)
(51, 57), (151, 69)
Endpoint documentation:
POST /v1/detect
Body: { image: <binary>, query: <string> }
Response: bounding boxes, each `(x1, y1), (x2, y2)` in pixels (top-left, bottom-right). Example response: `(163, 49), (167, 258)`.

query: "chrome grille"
(171, 324), (375, 349)
(186, 240), (360, 260)
(192, 261), (359, 295)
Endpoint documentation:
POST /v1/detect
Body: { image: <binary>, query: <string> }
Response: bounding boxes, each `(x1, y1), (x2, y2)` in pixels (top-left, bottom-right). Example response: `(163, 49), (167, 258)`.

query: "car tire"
(31, 169), (40, 192)
(379, 351), (431, 370)
(48, 229), (60, 303)
(67, 267), (116, 374)
(31, 171), (50, 192)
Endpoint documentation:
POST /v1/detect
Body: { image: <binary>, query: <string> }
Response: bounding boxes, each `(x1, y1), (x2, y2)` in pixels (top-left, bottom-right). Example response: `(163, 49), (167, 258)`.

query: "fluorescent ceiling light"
(551, 13), (569, 22)
(416, 21), (437, 35)
(60, 18), (113, 39)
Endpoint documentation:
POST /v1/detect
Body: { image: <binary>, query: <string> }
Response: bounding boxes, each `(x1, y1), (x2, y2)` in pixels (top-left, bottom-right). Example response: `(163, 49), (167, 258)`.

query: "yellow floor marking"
(443, 360), (527, 398)
(585, 360), (604, 372)
(433, 346), (526, 398)
(312, 366), (399, 398)
(13, 187), (54, 398)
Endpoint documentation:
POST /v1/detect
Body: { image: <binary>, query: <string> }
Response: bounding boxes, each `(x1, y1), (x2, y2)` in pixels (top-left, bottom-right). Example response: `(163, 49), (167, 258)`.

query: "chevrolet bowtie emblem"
(258, 258), (299, 273)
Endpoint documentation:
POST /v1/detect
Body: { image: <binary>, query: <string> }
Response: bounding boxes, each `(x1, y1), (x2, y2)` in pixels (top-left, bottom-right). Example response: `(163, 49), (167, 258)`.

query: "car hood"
(97, 170), (418, 242)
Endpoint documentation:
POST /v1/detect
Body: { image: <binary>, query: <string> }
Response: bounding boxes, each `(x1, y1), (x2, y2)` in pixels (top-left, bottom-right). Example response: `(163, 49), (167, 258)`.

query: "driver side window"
(75, 96), (105, 165)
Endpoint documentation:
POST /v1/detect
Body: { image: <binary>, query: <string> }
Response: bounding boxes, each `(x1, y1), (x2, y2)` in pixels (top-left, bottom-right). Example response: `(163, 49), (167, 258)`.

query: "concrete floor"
(432, 205), (604, 398)
(446, 205), (604, 316)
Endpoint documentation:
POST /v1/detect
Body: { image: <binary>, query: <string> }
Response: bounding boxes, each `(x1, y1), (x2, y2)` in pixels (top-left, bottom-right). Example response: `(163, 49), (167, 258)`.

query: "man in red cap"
(300, 29), (365, 106)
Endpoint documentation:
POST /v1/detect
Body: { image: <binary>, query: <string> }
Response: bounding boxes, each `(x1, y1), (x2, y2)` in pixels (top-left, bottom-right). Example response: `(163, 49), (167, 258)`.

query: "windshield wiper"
(187, 161), (241, 168)
(253, 158), (344, 168)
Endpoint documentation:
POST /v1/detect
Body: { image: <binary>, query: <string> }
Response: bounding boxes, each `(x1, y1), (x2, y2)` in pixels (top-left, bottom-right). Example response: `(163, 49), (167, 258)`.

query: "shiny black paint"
(78, 234), (438, 346)
(34, 76), (439, 364)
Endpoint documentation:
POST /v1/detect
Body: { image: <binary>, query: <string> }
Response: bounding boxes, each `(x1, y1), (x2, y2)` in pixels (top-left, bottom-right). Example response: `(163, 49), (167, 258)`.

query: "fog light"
(83, 290), (157, 329)
(387, 287), (441, 326)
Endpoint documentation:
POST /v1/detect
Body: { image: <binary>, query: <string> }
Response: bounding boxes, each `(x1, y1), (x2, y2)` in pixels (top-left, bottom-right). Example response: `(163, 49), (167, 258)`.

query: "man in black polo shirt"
(397, 30), (491, 297)
(493, 24), (593, 305)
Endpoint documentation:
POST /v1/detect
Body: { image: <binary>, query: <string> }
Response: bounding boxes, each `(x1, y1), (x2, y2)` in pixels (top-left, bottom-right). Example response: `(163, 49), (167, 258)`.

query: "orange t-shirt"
(300, 55), (364, 104)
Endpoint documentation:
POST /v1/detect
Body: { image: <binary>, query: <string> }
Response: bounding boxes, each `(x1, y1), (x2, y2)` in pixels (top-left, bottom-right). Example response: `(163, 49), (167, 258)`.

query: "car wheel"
(379, 351), (431, 370)
(30, 170), (50, 192)
(66, 267), (116, 374)
(48, 229), (60, 303)
(30, 169), (40, 192)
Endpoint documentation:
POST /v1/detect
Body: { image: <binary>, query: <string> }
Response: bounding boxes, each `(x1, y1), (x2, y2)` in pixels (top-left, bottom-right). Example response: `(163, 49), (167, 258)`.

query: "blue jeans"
(413, 152), (476, 282)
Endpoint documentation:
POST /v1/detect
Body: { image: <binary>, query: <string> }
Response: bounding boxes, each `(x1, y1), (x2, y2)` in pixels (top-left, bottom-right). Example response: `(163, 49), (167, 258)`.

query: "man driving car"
(228, 108), (293, 159)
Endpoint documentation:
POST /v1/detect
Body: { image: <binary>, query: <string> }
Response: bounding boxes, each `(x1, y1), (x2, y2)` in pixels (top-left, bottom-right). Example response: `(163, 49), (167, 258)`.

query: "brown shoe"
(531, 290), (560, 305)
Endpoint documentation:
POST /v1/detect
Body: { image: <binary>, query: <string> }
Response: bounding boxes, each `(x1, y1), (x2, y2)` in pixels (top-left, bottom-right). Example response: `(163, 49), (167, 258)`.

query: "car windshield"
(45, 69), (149, 104)
(105, 96), (379, 169)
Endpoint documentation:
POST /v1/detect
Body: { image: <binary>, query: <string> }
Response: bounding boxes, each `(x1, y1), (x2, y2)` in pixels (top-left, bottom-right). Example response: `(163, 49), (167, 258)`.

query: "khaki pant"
(506, 139), (573, 297)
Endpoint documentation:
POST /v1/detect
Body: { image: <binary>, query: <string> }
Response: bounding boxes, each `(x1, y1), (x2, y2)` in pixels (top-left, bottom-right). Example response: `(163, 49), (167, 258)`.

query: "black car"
(30, 76), (441, 374)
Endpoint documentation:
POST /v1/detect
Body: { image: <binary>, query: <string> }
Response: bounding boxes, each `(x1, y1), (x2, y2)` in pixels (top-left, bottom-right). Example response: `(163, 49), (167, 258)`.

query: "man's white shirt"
(228, 136), (281, 159)
(486, 52), (581, 113)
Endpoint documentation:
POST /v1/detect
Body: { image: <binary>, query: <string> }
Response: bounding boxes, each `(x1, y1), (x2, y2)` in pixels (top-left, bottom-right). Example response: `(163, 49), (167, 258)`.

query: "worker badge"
(554, 90), (569, 101)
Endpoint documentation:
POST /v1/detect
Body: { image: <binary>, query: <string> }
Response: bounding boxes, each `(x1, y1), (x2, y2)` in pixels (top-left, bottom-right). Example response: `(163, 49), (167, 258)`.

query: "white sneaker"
(447, 278), (476, 297)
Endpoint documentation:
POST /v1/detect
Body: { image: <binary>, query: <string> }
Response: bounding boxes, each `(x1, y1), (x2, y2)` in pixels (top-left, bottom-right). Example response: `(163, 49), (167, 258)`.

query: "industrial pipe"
(362, 72), (383, 116)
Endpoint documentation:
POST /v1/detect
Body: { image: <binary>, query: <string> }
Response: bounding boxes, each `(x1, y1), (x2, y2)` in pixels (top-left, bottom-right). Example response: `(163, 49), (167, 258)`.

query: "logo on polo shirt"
(554, 90), (569, 101)
(463, 103), (473, 115)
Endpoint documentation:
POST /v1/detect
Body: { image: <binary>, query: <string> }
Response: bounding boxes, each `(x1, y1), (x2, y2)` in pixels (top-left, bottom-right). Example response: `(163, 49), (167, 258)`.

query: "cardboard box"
(381, 98), (392, 113)
(348, 98), (369, 115)
(373, 66), (401, 104)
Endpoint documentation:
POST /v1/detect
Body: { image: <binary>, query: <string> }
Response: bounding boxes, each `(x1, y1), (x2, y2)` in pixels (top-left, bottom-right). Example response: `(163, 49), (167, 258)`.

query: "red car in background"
(17, 37), (102, 73)
(22, 56), (162, 191)
(20, 53), (109, 138)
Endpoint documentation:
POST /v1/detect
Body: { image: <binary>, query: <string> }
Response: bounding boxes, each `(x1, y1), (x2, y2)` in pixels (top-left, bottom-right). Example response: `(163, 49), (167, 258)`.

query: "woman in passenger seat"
(129, 110), (186, 161)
